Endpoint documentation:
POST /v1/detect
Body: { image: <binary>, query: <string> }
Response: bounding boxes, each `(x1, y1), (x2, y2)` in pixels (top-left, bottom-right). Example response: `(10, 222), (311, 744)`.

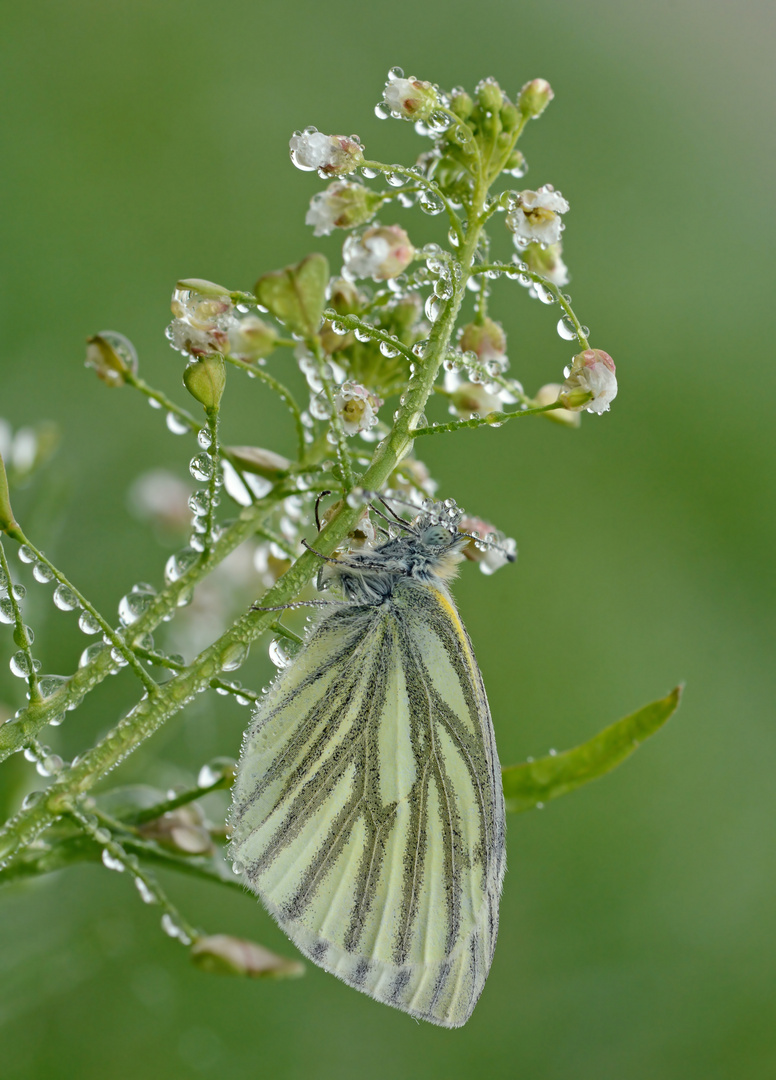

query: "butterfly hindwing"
(229, 578), (505, 1027)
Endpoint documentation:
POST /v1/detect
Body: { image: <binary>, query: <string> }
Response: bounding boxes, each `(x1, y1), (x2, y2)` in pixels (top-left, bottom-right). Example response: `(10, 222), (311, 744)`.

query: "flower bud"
(522, 242), (569, 288)
(334, 382), (382, 435)
(534, 383), (580, 427)
(305, 181), (379, 237)
(191, 935), (304, 979)
(476, 77), (504, 113)
(85, 331), (138, 386)
(139, 803), (215, 856)
(0, 452), (20, 537)
(167, 320), (230, 358)
(225, 446), (291, 478)
(450, 89), (474, 120)
(518, 78), (555, 119)
(183, 355), (226, 412)
(342, 225), (414, 282)
(382, 75), (439, 121)
(448, 383), (502, 420)
(507, 186), (569, 246)
(327, 278), (363, 316)
(500, 101), (522, 133)
(227, 316), (278, 362)
(171, 279), (234, 331)
(289, 129), (364, 176)
(459, 318), (507, 362)
(558, 350), (617, 414)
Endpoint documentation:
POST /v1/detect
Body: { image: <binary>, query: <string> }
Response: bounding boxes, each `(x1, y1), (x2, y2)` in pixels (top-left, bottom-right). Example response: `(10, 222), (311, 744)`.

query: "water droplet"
(379, 339), (400, 358)
(268, 638), (294, 669)
(220, 641), (249, 672)
(197, 428), (213, 450)
(557, 317), (577, 341)
(0, 598), (14, 624)
(231, 860), (245, 876)
(164, 547), (198, 584)
(21, 790), (44, 810)
(38, 674), (68, 699)
(102, 849), (125, 872)
(32, 562), (54, 584)
(425, 294), (445, 322)
(536, 801), (545, 810)
(189, 453), (214, 482)
(418, 190), (444, 216)
(10, 651), (32, 678)
(160, 912), (191, 944)
(77, 610), (99, 634)
(534, 283), (555, 305)
(53, 584), (79, 611)
(79, 642), (105, 667)
(549, 748), (558, 756)
(118, 588), (154, 626)
(18, 546), (35, 564)
(374, 102), (391, 119)
(93, 826), (111, 844)
(166, 411), (189, 435)
(135, 877), (156, 904)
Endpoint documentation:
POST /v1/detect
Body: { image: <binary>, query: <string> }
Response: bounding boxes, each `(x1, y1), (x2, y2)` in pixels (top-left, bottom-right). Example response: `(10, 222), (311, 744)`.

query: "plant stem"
(0, 539), (40, 703)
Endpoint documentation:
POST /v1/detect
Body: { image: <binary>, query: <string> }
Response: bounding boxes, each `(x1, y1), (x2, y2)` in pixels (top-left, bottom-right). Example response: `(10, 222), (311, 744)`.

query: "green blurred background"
(1, 0), (774, 1077)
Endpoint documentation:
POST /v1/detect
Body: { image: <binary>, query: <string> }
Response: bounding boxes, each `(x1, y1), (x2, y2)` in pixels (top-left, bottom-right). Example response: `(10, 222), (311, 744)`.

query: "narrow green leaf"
(255, 253), (329, 340)
(501, 686), (682, 813)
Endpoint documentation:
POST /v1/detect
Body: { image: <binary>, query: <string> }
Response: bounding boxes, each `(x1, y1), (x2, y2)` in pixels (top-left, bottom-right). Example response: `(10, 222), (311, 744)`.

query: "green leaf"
(501, 686), (682, 813)
(255, 253), (329, 340)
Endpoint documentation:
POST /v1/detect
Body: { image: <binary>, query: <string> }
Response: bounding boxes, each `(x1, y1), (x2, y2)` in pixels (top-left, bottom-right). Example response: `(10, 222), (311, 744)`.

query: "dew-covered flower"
(507, 185), (569, 246)
(342, 225), (414, 281)
(166, 319), (230, 358)
(533, 383), (580, 427)
(448, 382), (502, 420)
(305, 181), (378, 237)
(517, 78), (555, 119)
(559, 349), (617, 414)
(522, 242), (569, 288)
(459, 318), (507, 363)
(171, 279), (235, 331)
(289, 129), (364, 175)
(382, 74), (439, 121)
(227, 315), (278, 362)
(334, 382), (382, 435)
(459, 516), (517, 575)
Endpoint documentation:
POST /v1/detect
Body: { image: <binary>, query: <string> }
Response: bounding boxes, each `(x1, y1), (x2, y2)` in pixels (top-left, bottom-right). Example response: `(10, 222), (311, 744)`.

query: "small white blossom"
(305, 181), (376, 237)
(523, 242), (569, 287)
(334, 382), (382, 435)
(507, 185), (569, 246)
(559, 349), (618, 414)
(166, 319), (231, 358)
(342, 225), (414, 281)
(382, 76), (438, 120)
(289, 129), (364, 175)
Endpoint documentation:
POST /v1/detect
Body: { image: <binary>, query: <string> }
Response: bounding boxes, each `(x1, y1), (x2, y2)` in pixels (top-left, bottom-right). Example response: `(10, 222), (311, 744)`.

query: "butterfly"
(228, 498), (507, 1027)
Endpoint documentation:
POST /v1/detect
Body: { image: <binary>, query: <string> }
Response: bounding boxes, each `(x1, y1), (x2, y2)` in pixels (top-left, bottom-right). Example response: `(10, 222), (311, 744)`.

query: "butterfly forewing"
(230, 578), (505, 1027)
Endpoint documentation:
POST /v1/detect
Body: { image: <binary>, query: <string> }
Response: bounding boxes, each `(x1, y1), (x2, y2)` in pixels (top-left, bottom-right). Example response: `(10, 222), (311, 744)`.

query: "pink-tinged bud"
(518, 78), (555, 119)
(333, 382), (382, 435)
(171, 279), (235, 331)
(305, 181), (379, 237)
(507, 185), (569, 246)
(191, 935), (304, 978)
(458, 318), (507, 362)
(382, 73), (440, 121)
(85, 331), (138, 386)
(522, 242), (569, 287)
(289, 128), (364, 176)
(342, 225), (414, 281)
(534, 383), (581, 427)
(559, 350), (617, 414)
(459, 516), (517, 575)
(227, 316), (278, 362)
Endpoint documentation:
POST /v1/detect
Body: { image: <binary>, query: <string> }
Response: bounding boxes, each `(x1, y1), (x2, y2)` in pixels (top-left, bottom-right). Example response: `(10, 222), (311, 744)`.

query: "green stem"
(472, 263), (591, 350)
(411, 401), (564, 437)
(361, 160), (462, 243)
(11, 530), (159, 695)
(309, 338), (354, 490)
(224, 354), (306, 459)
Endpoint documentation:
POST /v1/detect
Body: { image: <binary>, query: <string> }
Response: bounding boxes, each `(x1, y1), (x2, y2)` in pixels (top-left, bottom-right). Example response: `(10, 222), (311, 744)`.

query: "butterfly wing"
(229, 581), (506, 1027)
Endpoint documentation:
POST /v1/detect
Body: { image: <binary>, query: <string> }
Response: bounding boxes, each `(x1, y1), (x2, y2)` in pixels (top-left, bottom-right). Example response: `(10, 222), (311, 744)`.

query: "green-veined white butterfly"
(228, 498), (508, 1027)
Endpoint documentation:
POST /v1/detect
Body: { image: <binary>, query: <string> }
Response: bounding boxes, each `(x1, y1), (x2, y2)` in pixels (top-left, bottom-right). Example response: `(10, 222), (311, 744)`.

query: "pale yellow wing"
(229, 581), (506, 1027)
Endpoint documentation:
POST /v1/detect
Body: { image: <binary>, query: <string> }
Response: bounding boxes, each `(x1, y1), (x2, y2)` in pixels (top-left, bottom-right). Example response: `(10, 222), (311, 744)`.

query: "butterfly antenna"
(314, 490), (332, 533)
(374, 495), (415, 531)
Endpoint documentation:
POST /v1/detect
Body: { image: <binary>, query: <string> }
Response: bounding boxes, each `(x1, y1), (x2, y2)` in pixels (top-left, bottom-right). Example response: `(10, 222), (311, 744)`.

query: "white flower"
(305, 181), (376, 237)
(342, 225), (414, 281)
(382, 76), (438, 120)
(334, 382), (382, 435)
(166, 319), (231, 358)
(559, 349), (618, 414)
(522, 242), (569, 287)
(289, 129), (364, 175)
(507, 185), (569, 246)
